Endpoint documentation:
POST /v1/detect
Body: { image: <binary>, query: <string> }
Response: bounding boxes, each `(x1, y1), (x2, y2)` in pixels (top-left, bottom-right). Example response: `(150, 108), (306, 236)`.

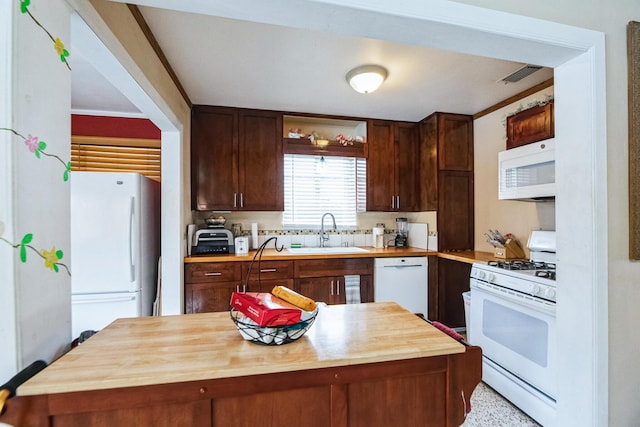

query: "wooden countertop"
(185, 246), (437, 263)
(437, 250), (498, 265)
(185, 247), (499, 265)
(19, 302), (464, 396)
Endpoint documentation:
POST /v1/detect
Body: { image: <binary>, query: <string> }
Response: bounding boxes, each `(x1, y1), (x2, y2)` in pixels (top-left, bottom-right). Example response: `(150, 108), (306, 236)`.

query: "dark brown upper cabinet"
(367, 120), (420, 212)
(506, 101), (554, 149)
(436, 113), (474, 171)
(420, 112), (474, 251)
(191, 106), (283, 211)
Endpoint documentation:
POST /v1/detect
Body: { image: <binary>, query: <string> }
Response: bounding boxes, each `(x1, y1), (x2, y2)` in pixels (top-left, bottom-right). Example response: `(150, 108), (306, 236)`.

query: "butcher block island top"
(8, 303), (481, 427)
(20, 302), (463, 395)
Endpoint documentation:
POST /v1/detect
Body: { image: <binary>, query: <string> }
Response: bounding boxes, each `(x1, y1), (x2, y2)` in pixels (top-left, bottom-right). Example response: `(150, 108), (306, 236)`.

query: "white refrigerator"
(70, 172), (160, 339)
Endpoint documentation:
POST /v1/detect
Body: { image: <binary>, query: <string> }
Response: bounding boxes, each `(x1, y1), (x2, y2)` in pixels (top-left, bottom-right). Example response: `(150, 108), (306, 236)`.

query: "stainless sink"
(286, 247), (370, 255)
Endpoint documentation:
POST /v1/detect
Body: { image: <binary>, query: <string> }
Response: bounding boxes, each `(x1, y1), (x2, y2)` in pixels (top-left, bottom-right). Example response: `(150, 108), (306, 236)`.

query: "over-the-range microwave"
(498, 139), (555, 201)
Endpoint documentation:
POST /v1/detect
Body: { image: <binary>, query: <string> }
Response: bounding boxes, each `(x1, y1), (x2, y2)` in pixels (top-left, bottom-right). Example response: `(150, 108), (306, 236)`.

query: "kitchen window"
(283, 154), (366, 228)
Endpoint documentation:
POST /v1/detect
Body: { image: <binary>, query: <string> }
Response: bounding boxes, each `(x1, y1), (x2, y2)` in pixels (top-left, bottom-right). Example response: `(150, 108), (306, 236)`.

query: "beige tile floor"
(462, 382), (541, 426)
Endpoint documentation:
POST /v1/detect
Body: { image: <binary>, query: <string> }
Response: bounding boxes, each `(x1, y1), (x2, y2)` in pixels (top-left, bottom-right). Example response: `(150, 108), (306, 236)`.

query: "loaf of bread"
(271, 285), (317, 312)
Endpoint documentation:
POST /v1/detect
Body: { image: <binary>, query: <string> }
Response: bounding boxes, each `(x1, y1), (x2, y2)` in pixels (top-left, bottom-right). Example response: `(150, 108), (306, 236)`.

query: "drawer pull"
(259, 268), (277, 273)
(204, 272), (222, 276)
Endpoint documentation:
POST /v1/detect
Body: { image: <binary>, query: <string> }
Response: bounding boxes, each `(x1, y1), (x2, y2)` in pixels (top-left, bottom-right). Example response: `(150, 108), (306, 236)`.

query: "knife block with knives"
(493, 239), (526, 259)
(485, 229), (526, 259)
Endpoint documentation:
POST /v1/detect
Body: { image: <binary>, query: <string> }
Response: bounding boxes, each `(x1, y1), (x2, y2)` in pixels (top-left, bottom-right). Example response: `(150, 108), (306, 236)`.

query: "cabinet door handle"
(73, 296), (135, 304)
(330, 280), (334, 295)
(233, 193), (237, 208)
(259, 268), (277, 273)
(240, 193), (244, 208)
(336, 279), (340, 295)
(391, 196), (395, 209)
(204, 272), (222, 276)
(396, 196), (400, 209)
(236, 284), (247, 292)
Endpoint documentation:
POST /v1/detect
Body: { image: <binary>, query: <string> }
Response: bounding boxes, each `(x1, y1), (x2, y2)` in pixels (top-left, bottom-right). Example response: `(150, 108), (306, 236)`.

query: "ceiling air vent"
(498, 64), (543, 84)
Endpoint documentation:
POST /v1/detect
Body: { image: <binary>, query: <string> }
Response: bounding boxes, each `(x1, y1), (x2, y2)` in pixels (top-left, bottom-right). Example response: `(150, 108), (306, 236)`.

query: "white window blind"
(283, 154), (366, 228)
(71, 136), (161, 181)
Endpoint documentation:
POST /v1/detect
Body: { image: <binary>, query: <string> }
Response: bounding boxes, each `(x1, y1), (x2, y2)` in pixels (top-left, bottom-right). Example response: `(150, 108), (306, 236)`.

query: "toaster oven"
(192, 228), (235, 255)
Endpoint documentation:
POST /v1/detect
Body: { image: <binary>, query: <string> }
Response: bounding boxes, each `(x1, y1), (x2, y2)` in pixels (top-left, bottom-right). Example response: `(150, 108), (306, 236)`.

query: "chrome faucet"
(320, 212), (337, 247)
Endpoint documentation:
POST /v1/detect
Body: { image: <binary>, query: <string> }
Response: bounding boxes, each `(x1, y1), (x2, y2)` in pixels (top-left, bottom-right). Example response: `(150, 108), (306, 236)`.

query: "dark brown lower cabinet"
(294, 258), (374, 306)
(186, 281), (239, 313)
(185, 261), (294, 313)
(53, 401), (211, 427)
(5, 349), (482, 427)
(296, 275), (373, 305)
(184, 262), (242, 313)
(297, 276), (347, 305)
(245, 278), (294, 294)
(185, 258), (373, 313)
(429, 257), (472, 328)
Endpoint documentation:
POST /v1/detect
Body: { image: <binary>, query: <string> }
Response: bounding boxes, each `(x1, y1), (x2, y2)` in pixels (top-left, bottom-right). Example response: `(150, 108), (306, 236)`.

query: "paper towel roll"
(251, 223), (258, 249)
(186, 224), (196, 255)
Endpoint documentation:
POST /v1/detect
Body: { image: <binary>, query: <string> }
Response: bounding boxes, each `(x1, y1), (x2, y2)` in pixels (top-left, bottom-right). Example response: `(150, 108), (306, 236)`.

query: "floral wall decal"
(1, 127), (72, 181)
(0, 221), (70, 275)
(1, 1), (73, 278)
(0, 127), (71, 273)
(19, 0), (71, 70)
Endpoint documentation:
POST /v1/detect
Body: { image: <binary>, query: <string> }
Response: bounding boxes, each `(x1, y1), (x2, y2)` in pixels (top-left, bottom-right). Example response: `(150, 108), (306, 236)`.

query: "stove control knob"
(532, 284), (541, 295)
(488, 273), (496, 282)
(546, 288), (556, 299)
(479, 271), (486, 280)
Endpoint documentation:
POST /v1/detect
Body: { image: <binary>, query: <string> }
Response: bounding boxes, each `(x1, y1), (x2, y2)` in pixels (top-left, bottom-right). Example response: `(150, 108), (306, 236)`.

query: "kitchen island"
(3, 302), (481, 427)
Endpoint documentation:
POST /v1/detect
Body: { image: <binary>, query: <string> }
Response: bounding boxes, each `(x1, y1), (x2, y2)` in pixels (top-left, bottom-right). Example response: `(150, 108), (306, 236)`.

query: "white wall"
(456, 0), (640, 425)
(474, 87), (556, 255)
(0, 0), (18, 380)
(1, 0), (72, 380)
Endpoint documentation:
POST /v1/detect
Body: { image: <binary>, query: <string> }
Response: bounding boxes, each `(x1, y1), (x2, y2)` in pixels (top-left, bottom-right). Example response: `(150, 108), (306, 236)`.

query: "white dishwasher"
(374, 257), (428, 316)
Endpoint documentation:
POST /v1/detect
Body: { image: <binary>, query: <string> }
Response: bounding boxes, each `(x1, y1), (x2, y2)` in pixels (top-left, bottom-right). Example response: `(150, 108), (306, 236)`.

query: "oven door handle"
(470, 279), (556, 316)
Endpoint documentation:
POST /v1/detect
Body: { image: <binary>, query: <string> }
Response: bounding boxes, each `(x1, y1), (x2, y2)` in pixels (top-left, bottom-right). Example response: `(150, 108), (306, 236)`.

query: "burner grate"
(535, 270), (556, 280)
(488, 260), (556, 271)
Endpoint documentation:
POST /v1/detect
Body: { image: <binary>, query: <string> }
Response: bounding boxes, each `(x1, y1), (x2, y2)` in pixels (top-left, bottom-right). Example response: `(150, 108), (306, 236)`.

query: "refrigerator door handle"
(129, 196), (135, 282)
(73, 295), (136, 304)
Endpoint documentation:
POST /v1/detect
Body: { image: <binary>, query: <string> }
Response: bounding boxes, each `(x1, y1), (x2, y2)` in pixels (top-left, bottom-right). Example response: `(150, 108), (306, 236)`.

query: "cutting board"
(407, 223), (429, 249)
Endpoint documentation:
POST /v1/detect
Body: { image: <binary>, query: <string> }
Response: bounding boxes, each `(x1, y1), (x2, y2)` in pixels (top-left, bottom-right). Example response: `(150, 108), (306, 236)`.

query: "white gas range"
(472, 259), (556, 302)
(469, 230), (557, 427)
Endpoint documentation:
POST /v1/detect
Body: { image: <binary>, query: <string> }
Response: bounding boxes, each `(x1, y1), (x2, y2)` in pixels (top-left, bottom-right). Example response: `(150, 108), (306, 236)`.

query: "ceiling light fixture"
(346, 65), (388, 94)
